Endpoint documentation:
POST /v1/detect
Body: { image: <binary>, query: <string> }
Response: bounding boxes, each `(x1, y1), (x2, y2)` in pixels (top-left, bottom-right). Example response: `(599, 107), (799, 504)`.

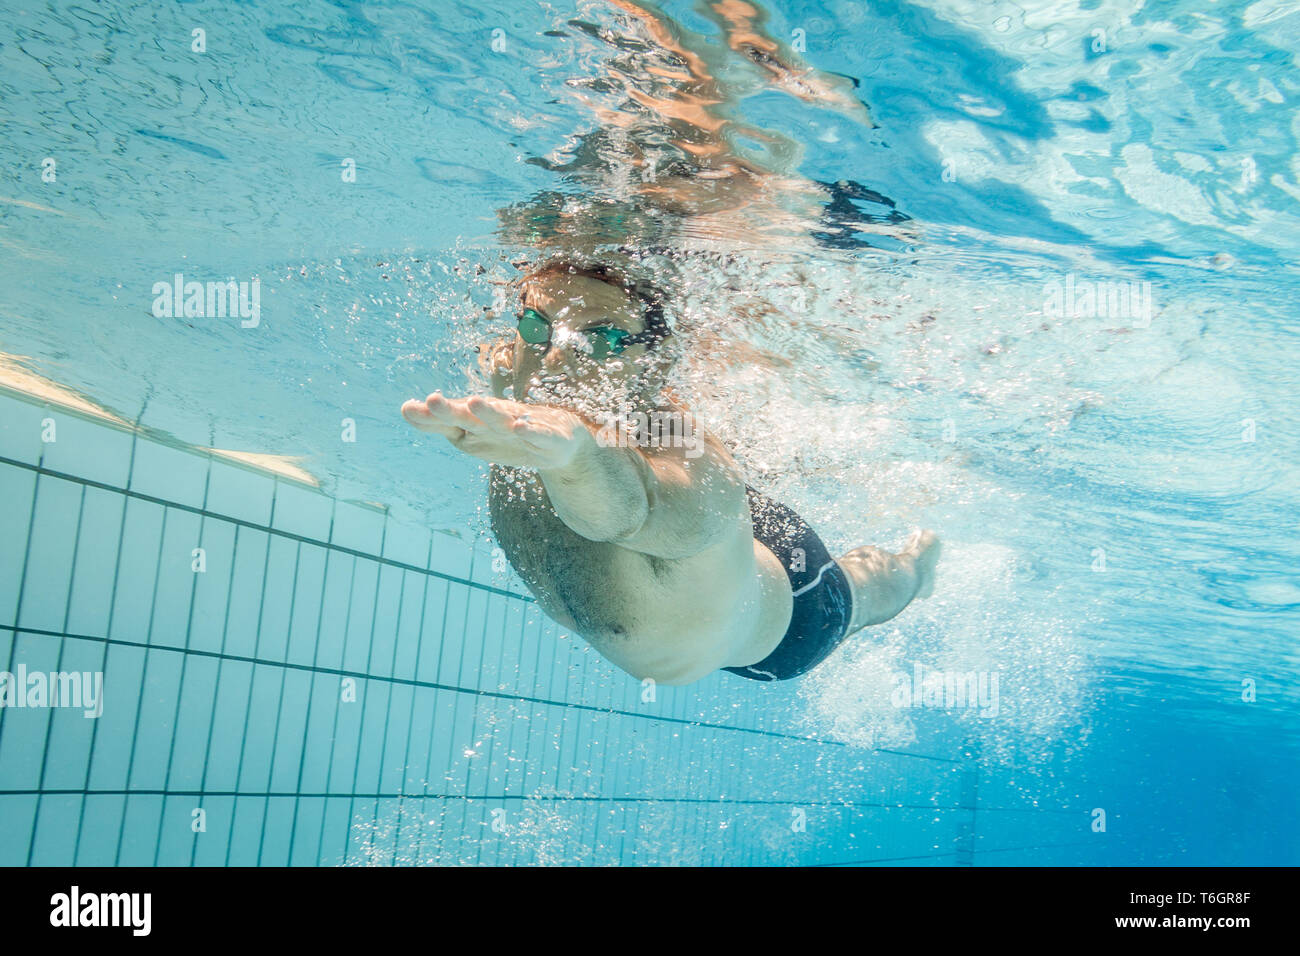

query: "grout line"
(0, 454), (528, 602)
(0, 622), (963, 761)
(0, 788), (1016, 810)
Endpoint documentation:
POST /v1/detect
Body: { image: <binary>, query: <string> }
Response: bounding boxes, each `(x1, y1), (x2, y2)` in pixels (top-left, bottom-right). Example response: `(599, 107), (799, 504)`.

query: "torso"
(488, 464), (793, 684)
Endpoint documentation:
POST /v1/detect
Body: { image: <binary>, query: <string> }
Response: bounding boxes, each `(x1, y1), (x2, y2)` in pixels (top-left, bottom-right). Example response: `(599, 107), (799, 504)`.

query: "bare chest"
(488, 467), (669, 642)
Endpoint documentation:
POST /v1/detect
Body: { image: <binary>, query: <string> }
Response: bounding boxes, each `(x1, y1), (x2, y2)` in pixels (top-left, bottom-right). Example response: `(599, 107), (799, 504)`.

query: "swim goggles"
(516, 307), (663, 361)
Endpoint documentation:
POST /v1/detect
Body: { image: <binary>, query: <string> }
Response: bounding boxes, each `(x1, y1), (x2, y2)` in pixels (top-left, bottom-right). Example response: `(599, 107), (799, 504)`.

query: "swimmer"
(401, 260), (940, 685)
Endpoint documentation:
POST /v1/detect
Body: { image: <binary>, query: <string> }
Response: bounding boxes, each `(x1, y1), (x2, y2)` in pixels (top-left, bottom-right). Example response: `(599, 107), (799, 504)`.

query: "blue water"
(1, 0), (1298, 865)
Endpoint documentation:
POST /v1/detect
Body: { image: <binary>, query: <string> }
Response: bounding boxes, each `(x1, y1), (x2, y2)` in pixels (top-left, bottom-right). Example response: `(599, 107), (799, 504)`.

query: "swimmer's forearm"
(540, 427), (744, 558)
(538, 429), (651, 543)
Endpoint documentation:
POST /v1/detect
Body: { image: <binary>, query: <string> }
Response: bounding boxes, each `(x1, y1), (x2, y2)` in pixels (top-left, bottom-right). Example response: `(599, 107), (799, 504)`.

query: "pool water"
(0, 0), (1297, 865)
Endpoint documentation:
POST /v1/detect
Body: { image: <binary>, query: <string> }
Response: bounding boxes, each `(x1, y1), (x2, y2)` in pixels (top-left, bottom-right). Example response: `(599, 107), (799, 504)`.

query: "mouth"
(518, 373), (568, 403)
(522, 370), (639, 412)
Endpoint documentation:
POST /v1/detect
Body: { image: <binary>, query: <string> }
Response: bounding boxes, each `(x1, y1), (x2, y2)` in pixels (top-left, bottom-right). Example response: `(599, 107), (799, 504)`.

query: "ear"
(478, 336), (514, 374)
(479, 337), (515, 398)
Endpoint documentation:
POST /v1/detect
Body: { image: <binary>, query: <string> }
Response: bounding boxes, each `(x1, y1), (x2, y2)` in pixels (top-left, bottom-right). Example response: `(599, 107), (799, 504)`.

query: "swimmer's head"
(506, 258), (677, 410)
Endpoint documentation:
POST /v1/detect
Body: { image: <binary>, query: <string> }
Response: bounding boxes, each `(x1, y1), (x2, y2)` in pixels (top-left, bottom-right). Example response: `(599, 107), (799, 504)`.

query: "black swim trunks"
(723, 486), (855, 682)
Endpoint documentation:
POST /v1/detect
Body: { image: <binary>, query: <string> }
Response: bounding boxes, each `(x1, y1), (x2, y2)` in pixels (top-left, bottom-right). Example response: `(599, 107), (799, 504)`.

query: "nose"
(516, 340), (580, 396)
(539, 344), (570, 372)
(541, 332), (594, 372)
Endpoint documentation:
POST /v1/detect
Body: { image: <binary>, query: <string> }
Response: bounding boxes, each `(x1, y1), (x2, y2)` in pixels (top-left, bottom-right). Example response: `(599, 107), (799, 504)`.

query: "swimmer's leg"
(836, 530), (940, 633)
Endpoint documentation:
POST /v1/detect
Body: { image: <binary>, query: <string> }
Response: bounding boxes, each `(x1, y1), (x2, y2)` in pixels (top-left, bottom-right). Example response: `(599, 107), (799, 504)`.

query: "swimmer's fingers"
(423, 392), (491, 433)
(412, 394), (586, 468)
(401, 399), (465, 440)
(467, 396), (580, 441)
(464, 395), (524, 431)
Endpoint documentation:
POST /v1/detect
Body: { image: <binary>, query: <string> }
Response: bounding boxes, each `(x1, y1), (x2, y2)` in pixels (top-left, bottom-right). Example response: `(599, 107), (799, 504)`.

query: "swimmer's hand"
(401, 393), (591, 471)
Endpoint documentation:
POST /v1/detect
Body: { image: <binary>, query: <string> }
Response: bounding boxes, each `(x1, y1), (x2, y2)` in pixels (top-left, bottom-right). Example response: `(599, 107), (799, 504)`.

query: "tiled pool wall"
(0, 387), (1087, 865)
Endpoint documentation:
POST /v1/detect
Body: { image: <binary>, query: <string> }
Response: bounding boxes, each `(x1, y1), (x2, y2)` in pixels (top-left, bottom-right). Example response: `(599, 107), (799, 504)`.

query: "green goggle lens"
(517, 309), (551, 344)
(516, 310), (635, 359)
(585, 326), (631, 359)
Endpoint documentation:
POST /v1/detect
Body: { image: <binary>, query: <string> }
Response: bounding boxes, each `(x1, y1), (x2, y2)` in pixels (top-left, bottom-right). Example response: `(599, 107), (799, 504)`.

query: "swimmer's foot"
(905, 529), (941, 600)
(837, 529), (941, 633)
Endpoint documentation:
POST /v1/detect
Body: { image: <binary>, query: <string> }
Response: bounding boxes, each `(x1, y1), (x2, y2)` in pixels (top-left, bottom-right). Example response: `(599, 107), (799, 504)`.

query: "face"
(513, 272), (666, 409)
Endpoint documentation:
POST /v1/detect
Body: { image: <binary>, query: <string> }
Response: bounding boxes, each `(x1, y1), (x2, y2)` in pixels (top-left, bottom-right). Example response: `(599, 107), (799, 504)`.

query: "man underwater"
(401, 259), (940, 685)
